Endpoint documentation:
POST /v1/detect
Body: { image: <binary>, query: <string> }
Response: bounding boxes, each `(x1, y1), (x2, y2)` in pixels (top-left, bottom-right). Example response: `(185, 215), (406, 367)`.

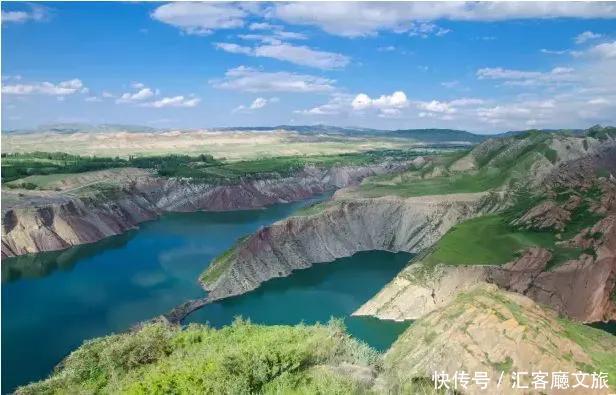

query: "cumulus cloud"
(294, 93), (354, 116)
(299, 91), (409, 118)
(351, 91), (409, 113)
(2, 78), (86, 96)
(211, 66), (335, 93)
(574, 31), (602, 44)
(151, 2), (248, 35)
(270, 2), (616, 37)
(215, 41), (349, 69)
(233, 96), (279, 112)
(298, 92), (488, 121)
(416, 100), (456, 114)
(141, 96), (200, 108)
(116, 88), (155, 103)
(584, 41), (616, 59)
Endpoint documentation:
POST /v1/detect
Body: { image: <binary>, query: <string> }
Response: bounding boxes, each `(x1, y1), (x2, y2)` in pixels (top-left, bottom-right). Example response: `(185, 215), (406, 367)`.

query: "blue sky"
(2, 2), (616, 133)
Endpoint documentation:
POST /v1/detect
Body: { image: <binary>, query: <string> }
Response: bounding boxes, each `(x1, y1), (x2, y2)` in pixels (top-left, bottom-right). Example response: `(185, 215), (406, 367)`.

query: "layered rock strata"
(2, 163), (403, 257)
(202, 192), (501, 301)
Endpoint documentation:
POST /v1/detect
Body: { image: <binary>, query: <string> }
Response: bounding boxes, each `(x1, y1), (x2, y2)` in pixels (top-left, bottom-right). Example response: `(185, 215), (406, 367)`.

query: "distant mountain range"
(4, 123), (613, 145)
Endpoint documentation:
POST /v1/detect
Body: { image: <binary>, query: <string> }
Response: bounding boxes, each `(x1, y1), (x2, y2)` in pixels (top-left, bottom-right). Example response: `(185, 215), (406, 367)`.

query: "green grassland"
(419, 182), (604, 269)
(2, 149), (422, 188)
(558, 318), (616, 384)
(17, 320), (379, 395)
(200, 237), (247, 287)
(355, 133), (558, 198)
(422, 214), (584, 268)
(424, 215), (555, 266)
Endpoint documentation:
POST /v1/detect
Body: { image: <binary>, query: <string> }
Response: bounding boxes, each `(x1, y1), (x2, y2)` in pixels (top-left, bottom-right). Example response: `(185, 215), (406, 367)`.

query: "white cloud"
(215, 41), (349, 69)
(234, 97), (279, 112)
(299, 92), (487, 121)
(238, 27), (307, 43)
(476, 66), (577, 86)
(113, 84), (199, 108)
(85, 96), (102, 102)
(295, 93), (353, 116)
(249, 22), (281, 31)
(151, 3), (248, 35)
(211, 66), (335, 93)
(274, 31), (308, 40)
(254, 43), (349, 69)
(270, 2), (616, 38)
(352, 91), (409, 117)
(574, 31), (602, 44)
(2, 78), (86, 96)
(408, 22), (451, 38)
(416, 100), (456, 114)
(215, 42), (254, 55)
(250, 97), (268, 110)
(540, 48), (571, 55)
(2, 10), (30, 23)
(449, 98), (485, 106)
(1, 4), (49, 24)
(588, 97), (609, 105)
(141, 96), (200, 108)
(116, 88), (155, 103)
(585, 41), (616, 59)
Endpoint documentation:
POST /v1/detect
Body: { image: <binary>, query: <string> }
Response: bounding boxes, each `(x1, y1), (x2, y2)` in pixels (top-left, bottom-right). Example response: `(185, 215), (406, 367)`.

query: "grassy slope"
(424, 215), (555, 266)
(421, 196), (600, 269)
(200, 237), (246, 287)
(18, 320), (379, 395)
(356, 133), (552, 198)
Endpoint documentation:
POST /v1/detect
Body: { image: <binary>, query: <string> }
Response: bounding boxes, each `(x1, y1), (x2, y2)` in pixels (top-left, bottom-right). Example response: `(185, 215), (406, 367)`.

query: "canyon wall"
(2, 163), (404, 257)
(202, 192), (502, 300)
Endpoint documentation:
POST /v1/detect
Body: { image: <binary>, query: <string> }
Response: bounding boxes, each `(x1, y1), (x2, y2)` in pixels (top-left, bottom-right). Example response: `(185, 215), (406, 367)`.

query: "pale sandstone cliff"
(201, 192), (502, 301)
(382, 283), (616, 395)
(353, 243), (616, 323)
(2, 163), (404, 257)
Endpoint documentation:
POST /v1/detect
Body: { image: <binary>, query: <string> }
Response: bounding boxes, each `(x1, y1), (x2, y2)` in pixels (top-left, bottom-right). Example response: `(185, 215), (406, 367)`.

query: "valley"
(2, 125), (616, 394)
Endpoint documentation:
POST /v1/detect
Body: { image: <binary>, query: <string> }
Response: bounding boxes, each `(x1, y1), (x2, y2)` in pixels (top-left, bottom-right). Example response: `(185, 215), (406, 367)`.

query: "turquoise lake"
(1, 196), (412, 393)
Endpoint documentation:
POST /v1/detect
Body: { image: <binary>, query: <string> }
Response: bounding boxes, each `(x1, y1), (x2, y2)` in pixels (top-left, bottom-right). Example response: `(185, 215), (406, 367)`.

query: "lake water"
(1, 195), (411, 393)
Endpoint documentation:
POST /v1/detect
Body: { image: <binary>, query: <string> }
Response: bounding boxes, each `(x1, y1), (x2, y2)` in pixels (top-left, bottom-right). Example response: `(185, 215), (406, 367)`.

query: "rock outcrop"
(511, 200), (571, 231)
(201, 192), (501, 301)
(353, 261), (489, 321)
(354, 245), (616, 323)
(2, 163), (404, 257)
(383, 283), (616, 395)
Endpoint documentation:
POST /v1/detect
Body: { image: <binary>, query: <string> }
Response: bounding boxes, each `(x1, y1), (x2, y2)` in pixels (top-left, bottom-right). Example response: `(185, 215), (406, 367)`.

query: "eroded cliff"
(201, 192), (502, 301)
(2, 163), (404, 257)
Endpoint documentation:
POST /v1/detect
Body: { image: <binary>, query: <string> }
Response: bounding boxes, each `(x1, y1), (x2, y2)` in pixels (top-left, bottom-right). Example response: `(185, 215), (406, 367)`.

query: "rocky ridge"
(382, 283), (616, 395)
(354, 243), (616, 323)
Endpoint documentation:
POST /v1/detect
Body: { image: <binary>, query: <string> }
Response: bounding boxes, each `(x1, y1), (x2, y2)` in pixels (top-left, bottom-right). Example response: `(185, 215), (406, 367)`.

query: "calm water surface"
(1, 195), (411, 393)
